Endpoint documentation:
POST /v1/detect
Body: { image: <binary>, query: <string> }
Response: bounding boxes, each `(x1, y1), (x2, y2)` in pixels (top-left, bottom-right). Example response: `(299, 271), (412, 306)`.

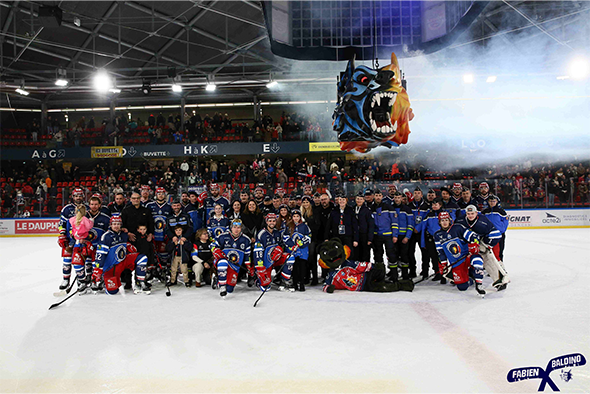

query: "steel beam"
(212, 36), (267, 74)
(67, 1), (119, 69)
(191, 1), (265, 29)
(133, 0), (219, 77)
(124, 1), (281, 70)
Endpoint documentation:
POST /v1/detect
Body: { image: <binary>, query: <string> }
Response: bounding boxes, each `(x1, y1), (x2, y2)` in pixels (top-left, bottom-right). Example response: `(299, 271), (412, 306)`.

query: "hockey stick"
(413, 265), (451, 285)
(53, 277), (77, 297)
(151, 242), (171, 297)
(253, 245), (299, 308)
(49, 286), (80, 310)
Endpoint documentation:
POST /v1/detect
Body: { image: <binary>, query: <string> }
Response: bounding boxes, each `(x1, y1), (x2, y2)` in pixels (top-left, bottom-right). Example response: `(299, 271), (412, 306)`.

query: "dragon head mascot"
(333, 52), (414, 153)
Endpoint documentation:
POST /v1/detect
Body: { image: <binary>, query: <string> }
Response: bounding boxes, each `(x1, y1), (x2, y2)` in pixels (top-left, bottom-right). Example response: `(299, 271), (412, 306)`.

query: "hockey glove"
(270, 246), (284, 262)
(58, 233), (69, 249)
(92, 267), (103, 283)
(126, 243), (137, 254)
(468, 243), (480, 256)
(211, 246), (226, 262)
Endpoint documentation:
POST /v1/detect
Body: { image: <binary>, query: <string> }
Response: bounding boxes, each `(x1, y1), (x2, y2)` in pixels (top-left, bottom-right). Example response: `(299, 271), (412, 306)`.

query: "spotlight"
(142, 81), (152, 95)
(15, 88), (29, 96)
(486, 76), (497, 83)
(266, 80), (279, 89)
(463, 74), (474, 84)
(206, 82), (216, 92)
(108, 88), (121, 94)
(94, 70), (112, 92)
(55, 68), (68, 86)
(569, 57), (589, 80)
(55, 79), (68, 86)
(172, 83), (182, 92)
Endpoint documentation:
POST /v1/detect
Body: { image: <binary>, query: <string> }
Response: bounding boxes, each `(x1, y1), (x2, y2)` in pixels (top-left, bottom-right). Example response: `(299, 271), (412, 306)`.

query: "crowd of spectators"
(1, 109), (335, 149)
(1, 152), (589, 218)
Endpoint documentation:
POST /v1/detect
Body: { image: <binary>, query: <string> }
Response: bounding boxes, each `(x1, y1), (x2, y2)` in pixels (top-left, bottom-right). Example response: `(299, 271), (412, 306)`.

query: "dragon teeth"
(375, 95), (381, 106)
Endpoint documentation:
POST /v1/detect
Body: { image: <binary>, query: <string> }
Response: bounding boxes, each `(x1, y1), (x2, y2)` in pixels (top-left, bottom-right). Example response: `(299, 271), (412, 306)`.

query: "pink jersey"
(69, 216), (94, 241)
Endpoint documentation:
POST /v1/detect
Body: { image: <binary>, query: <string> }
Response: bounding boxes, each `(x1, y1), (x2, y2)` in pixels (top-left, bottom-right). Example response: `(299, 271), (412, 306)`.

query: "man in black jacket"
(121, 192), (155, 289)
(353, 192), (374, 261)
(324, 194), (359, 249)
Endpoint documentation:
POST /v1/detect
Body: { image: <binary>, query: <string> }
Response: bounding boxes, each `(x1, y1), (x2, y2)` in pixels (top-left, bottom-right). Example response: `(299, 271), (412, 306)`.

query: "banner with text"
(0, 218), (60, 236)
(506, 209), (590, 229)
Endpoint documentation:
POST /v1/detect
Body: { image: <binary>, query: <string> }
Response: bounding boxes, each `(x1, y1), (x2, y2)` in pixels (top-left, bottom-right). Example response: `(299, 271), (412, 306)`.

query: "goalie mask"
(333, 52), (414, 153)
(318, 238), (351, 270)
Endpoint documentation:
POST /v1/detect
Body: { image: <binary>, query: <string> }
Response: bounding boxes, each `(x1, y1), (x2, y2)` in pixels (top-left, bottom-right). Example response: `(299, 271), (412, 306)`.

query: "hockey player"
(146, 187), (173, 267)
(482, 195), (509, 261)
(457, 187), (477, 217)
(371, 190), (399, 281)
(91, 193), (112, 216)
(318, 238), (414, 293)
(83, 196), (111, 291)
(184, 191), (205, 234)
(420, 198), (450, 281)
(450, 183), (463, 205)
(66, 205), (94, 294)
(441, 187), (460, 219)
(390, 192), (414, 279)
(57, 187), (88, 290)
(139, 185), (153, 207)
(204, 183), (230, 219)
(458, 204), (509, 290)
(253, 213), (296, 292)
(434, 211), (486, 296)
(93, 215), (150, 295)
(283, 209), (311, 291)
(475, 182), (492, 212)
(210, 219), (252, 298)
(207, 203), (230, 240)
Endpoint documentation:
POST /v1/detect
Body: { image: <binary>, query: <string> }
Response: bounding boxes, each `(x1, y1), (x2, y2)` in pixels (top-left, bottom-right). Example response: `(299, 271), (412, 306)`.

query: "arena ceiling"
(0, 1), (588, 109)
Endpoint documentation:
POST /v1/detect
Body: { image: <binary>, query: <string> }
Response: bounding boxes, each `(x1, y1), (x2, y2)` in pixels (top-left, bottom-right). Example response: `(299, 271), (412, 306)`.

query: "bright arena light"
(108, 88), (121, 94)
(172, 84), (182, 92)
(463, 74), (474, 84)
(568, 57), (589, 79)
(55, 79), (68, 87)
(93, 70), (112, 92)
(206, 82), (216, 92)
(266, 81), (279, 89)
(15, 88), (29, 96)
(486, 76), (497, 83)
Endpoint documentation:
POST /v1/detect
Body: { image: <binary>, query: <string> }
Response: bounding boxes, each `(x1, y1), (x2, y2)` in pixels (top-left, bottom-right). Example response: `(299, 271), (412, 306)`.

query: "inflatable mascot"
(333, 52), (414, 153)
(318, 238), (414, 293)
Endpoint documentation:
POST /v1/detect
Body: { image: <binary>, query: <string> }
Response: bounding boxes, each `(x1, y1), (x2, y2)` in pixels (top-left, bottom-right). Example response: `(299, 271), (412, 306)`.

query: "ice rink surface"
(0, 228), (589, 393)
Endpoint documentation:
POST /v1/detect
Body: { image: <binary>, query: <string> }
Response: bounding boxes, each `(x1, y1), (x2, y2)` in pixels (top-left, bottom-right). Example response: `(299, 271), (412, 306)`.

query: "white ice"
(1, 228), (589, 393)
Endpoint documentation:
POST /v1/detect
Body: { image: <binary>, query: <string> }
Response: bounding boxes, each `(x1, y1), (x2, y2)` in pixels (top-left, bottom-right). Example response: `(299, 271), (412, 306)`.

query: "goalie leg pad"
(481, 251), (501, 282)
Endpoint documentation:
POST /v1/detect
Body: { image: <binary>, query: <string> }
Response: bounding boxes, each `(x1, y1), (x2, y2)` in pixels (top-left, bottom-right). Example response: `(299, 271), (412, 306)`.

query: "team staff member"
(108, 192), (127, 214)
(371, 190), (399, 282)
(324, 195), (358, 249)
(167, 200), (194, 242)
(408, 187), (430, 279)
(353, 192), (374, 262)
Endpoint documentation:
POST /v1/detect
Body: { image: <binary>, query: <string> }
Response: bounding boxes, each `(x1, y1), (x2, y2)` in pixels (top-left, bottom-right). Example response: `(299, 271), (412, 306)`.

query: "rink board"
(1, 208), (589, 237)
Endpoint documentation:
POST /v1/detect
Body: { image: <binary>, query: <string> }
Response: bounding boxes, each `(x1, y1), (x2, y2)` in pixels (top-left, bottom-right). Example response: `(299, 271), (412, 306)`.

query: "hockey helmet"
(110, 214), (122, 226)
(155, 187), (166, 195)
(265, 213), (277, 222)
(438, 211), (452, 223)
(72, 187), (84, 198)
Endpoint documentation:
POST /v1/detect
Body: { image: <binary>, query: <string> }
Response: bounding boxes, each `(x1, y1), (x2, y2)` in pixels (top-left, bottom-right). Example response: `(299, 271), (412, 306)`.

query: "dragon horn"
(384, 52), (400, 80)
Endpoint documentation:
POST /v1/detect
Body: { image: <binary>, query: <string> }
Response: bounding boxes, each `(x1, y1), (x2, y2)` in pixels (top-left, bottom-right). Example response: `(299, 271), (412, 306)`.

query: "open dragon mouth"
(367, 91), (398, 136)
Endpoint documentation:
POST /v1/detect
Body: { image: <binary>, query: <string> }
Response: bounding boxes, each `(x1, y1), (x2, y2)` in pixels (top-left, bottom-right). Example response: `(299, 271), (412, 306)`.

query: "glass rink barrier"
(1, 176), (588, 218)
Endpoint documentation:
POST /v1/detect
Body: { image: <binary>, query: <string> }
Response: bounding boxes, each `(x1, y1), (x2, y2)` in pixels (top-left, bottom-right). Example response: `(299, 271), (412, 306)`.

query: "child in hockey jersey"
(191, 228), (213, 286)
(166, 225), (192, 287)
(134, 225), (156, 285)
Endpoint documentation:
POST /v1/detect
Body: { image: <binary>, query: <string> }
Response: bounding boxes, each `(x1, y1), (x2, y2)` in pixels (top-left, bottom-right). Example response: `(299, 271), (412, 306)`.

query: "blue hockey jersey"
(282, 222), (311, 260)
(456, 214), (502, 247)
(254, 227), (283, 267)
(420, 208), (454, 248)
(95, 230), (131, 273)
(211, 232), (251, 272)
(146, 201), (173, 242)
(482, 206), (509, 234)
(183, 202), (205, 233)
(204, 196), (230, 220)
(434, 224), (479, 267)
(207, 215), (230, 240)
